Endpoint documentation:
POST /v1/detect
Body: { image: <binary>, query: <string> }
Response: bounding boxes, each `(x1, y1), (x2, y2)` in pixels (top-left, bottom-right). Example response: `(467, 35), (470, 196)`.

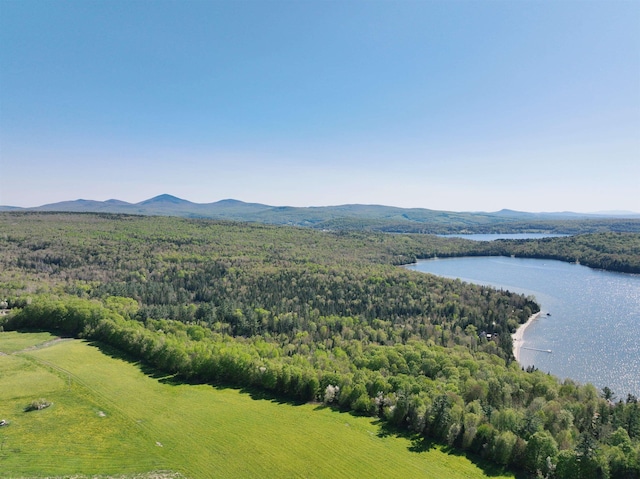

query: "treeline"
(4, 296), (640, 478)
(1, 212), (640, 477)
(468, 233), (640, 274)
(314, 217), (640, 235)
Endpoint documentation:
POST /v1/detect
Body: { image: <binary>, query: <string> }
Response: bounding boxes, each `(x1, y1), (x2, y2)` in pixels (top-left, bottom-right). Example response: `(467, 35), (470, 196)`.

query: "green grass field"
(0, 331), (60, 354)
(0, 331), (518, 478)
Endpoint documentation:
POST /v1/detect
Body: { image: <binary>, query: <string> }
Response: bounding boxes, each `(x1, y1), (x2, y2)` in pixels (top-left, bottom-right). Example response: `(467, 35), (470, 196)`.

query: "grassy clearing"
(3, 474), (184, 479)
(0, 333), (518, 479)
(0, 331), (60, 354)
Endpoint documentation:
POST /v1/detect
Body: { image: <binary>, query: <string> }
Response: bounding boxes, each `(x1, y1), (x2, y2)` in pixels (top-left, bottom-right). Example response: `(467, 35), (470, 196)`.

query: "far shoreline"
(512, 312), (541, 363)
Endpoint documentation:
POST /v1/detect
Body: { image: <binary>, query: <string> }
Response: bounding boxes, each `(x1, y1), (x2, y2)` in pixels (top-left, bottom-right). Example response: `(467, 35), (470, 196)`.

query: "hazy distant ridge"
(2, 194), (639, 233)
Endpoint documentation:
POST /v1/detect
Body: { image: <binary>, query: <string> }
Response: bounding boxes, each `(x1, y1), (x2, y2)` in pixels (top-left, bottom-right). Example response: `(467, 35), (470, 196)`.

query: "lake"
(405, 256), (640, 398)
(440, 233), (570, 241)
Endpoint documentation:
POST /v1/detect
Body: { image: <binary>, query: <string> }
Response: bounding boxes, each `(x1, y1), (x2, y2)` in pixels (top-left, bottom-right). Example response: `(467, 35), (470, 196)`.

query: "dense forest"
(315, 216), (640, 236)
(1, 212), (639, 478)
(434, 233), (640, 274)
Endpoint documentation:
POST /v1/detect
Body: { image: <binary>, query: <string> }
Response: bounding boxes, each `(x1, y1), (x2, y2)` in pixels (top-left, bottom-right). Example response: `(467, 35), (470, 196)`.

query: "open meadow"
(0, 331), (516, 479)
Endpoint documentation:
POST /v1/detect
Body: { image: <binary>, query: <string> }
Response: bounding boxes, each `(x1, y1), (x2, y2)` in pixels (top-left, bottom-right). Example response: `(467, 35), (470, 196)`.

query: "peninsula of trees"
(1, 212), (639, 478)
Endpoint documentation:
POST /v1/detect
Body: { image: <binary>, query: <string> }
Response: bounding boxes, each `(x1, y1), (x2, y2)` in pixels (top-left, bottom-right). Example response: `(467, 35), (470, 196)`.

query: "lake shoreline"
(410, 256), (640, 397)
(512, 312), (541, 363)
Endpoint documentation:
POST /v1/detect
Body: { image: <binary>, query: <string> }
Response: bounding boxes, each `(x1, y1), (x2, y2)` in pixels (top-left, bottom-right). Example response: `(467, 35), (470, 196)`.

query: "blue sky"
(1, 0), (638, 212)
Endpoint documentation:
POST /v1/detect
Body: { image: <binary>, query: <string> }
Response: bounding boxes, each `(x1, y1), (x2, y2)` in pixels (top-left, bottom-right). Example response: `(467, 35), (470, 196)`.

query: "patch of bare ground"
(17, 337), (74, 353)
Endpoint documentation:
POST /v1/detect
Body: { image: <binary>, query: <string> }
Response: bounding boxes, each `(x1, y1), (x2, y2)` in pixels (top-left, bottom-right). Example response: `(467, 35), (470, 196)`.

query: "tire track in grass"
(18, 339), (516, 479)
(19, 347), (175, 476)
(15, 337), (74, 353)
(23, 341), (209, 478)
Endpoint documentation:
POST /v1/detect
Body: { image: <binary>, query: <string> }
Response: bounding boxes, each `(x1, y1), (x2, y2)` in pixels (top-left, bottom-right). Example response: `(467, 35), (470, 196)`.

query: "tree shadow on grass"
(311, 402), (377, 418)
(85, 340), (311, 406)
(375, 420), (436, 449)
(375, 421), (527, 478)
(86, 341), (177, 382)
(465, 456), (529, 479)
(236, 385), (309, 406)
(84, 339), (527, 478)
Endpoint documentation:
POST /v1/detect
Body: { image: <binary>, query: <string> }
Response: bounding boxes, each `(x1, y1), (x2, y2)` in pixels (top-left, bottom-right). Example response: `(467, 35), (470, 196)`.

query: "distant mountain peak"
(2, 195), (639, 233)
(137, 194), (191, 205)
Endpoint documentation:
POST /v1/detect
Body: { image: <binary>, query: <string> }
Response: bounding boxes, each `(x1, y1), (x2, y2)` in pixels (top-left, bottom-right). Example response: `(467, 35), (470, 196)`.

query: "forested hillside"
(4, 195), (640, 235)
(468, 232), (640, 273)
(434, 233), (640, 274)
(1, 212), (639, 478)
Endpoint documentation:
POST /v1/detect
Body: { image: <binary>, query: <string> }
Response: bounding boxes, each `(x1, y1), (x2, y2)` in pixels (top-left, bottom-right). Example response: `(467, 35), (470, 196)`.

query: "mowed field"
(0, 332), (517, 479)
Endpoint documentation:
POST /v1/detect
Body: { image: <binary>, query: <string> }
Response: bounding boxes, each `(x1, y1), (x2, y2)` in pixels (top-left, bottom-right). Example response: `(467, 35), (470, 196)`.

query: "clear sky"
(1, 0), (638, 212)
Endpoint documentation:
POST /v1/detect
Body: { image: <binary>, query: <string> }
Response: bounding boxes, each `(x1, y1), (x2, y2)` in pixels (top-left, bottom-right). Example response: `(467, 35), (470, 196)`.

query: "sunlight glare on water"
(406, 256), (640, 397)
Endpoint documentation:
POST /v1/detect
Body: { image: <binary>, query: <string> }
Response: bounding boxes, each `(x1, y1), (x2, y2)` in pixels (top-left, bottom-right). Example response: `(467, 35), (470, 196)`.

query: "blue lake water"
(440, 233), (570, 241)
(405, 256), (640, 398)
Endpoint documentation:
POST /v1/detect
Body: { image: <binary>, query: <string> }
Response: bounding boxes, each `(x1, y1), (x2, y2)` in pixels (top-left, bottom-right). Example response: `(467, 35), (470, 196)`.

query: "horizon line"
(1, 193), (639, 216)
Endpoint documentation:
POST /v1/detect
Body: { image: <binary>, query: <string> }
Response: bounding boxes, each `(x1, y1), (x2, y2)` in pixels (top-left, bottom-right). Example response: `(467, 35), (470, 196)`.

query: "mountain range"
(2, 194), (639, 234)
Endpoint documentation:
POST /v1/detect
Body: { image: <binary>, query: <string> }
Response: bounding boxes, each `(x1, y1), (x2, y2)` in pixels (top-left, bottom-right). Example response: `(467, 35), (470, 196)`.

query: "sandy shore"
(512, 312), (541, 363)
